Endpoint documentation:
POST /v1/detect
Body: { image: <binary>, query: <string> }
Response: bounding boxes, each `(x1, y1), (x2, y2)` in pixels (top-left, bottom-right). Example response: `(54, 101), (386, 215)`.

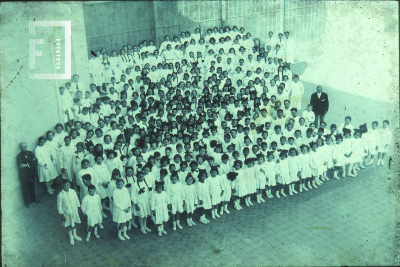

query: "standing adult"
(310, 85), (329, 128)
(283, 31), (295, 70)
(17, 142), (40, 208)
(70, 74), (86, 97)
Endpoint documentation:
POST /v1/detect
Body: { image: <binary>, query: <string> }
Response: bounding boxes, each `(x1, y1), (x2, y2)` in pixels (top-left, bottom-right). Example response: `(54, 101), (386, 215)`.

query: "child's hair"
(233, 160), (243, 168)
(94, 154), (104, 160)
(372, 121), (378, 126)
(335, 134), (343, 141)
(289, 147), (298, 155)
(316, 137), (325, 146)
(112, 169), (121, 179)
(180, 161), (188, 167)
(170, 171), (179, 178)
(54, 123), (64, 130)
(383, 119), (389, 125)
(221, 154), (229, 160)
(345, 116), (352, 121)
(62, 179), (70, 185)
(174, 154), (182, 161)
(81, 170), (93, 183)
(185, 173), (194, 183)
(81, 159), (90, 167)
(116, 178), (124, 185)
(125, 166), (133, 173)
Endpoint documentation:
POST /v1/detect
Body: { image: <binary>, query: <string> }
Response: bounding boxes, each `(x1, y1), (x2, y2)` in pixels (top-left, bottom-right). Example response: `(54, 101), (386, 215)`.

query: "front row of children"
(57, 121), (385, 245)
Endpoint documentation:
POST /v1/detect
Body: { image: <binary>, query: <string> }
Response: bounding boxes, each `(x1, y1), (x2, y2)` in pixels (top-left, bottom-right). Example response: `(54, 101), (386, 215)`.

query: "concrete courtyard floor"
(2, 162), (398, 267)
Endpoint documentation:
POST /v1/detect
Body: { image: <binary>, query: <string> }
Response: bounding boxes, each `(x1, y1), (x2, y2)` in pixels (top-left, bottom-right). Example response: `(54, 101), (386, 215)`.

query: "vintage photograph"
(1, 1), (399, 266)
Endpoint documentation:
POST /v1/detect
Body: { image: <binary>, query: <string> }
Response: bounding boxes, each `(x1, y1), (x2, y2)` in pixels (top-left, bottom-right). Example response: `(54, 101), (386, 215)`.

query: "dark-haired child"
(342, 128), (356, 177)
(81, 184), (102, 242)
(196, 170), (211, 224)
(92, 155), (111, 212)
(287, 147), (300, 195)
(275, 150), (290, 197)
(131, 171), (152, 235)
(232, 160), (246, 210)
(377, 120), (391, 166)
(77, 159), (100, 202)
(332, 134), (345, 179)
(113, 178), (132, 241)
(352, 129), (365, 174)
(309, 141), (320, 188)
(151, 181), (169, 236)
(365, 121), (378, 165)
(209, 166), (224, 218)
(166, 171), (185, 230)
(57, 179), (82, 245)
(60, 136), (75, 183)
(254, 153), (266, 202)
(183, 174), (198, 226)
(298, 145), (311, 191)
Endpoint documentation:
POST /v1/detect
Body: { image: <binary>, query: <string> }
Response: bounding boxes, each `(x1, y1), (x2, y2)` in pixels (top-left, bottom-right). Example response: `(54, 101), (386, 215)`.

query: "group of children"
(43, 26), (393, 245)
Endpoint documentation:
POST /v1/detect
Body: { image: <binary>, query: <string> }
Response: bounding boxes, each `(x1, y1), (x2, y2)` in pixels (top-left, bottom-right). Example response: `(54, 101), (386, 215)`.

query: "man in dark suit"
(310, 85), (329, 128)
(17, 142), (40, 208)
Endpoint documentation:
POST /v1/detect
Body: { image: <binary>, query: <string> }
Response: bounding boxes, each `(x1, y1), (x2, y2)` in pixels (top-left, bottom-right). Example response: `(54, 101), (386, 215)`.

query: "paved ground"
(2, 66), (399, 266)
(3, 155), (398, 267)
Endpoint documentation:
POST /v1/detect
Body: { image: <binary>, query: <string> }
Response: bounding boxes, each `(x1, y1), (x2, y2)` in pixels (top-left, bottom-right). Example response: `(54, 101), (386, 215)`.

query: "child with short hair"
(332, 134), (345, 179)
(275, 150), (290, 197)
(255, 153), (267, 202)
(342, 128), (356, 177)
(302, 104), (315, 127)
(93, 155), (111, 213)
(290, 74), (304, 110)
(81, 184), (103, 242)
(377, 120), (391, 166)
(151, 181), (169, 236)
(232, 160), (246, 210)
(113, 178), (132, 241)
(57, 179), (82, 245)
(77, 159), (100, 201)
(298, 145), (311, 191)
(365, 121), (379, 165)
(244, 158), (257, 206)
(287, 147), (300, 195)
(323, 135), (335, 180)
(309, 141), (320, 188)
(166, 171), (185, 230)
(131, 171), (152, 235)
(208, 166), (224, 219)
(196, 169), (212, 224)
(59, 136), (75, 183)
(316, 138), (327, 182)
(351, 129), (365, 174)
(183, 174), (198, 226)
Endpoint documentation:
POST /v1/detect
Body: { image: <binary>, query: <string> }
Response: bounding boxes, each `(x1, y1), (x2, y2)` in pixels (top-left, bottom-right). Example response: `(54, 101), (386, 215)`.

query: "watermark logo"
(29, 21), (71, 79)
